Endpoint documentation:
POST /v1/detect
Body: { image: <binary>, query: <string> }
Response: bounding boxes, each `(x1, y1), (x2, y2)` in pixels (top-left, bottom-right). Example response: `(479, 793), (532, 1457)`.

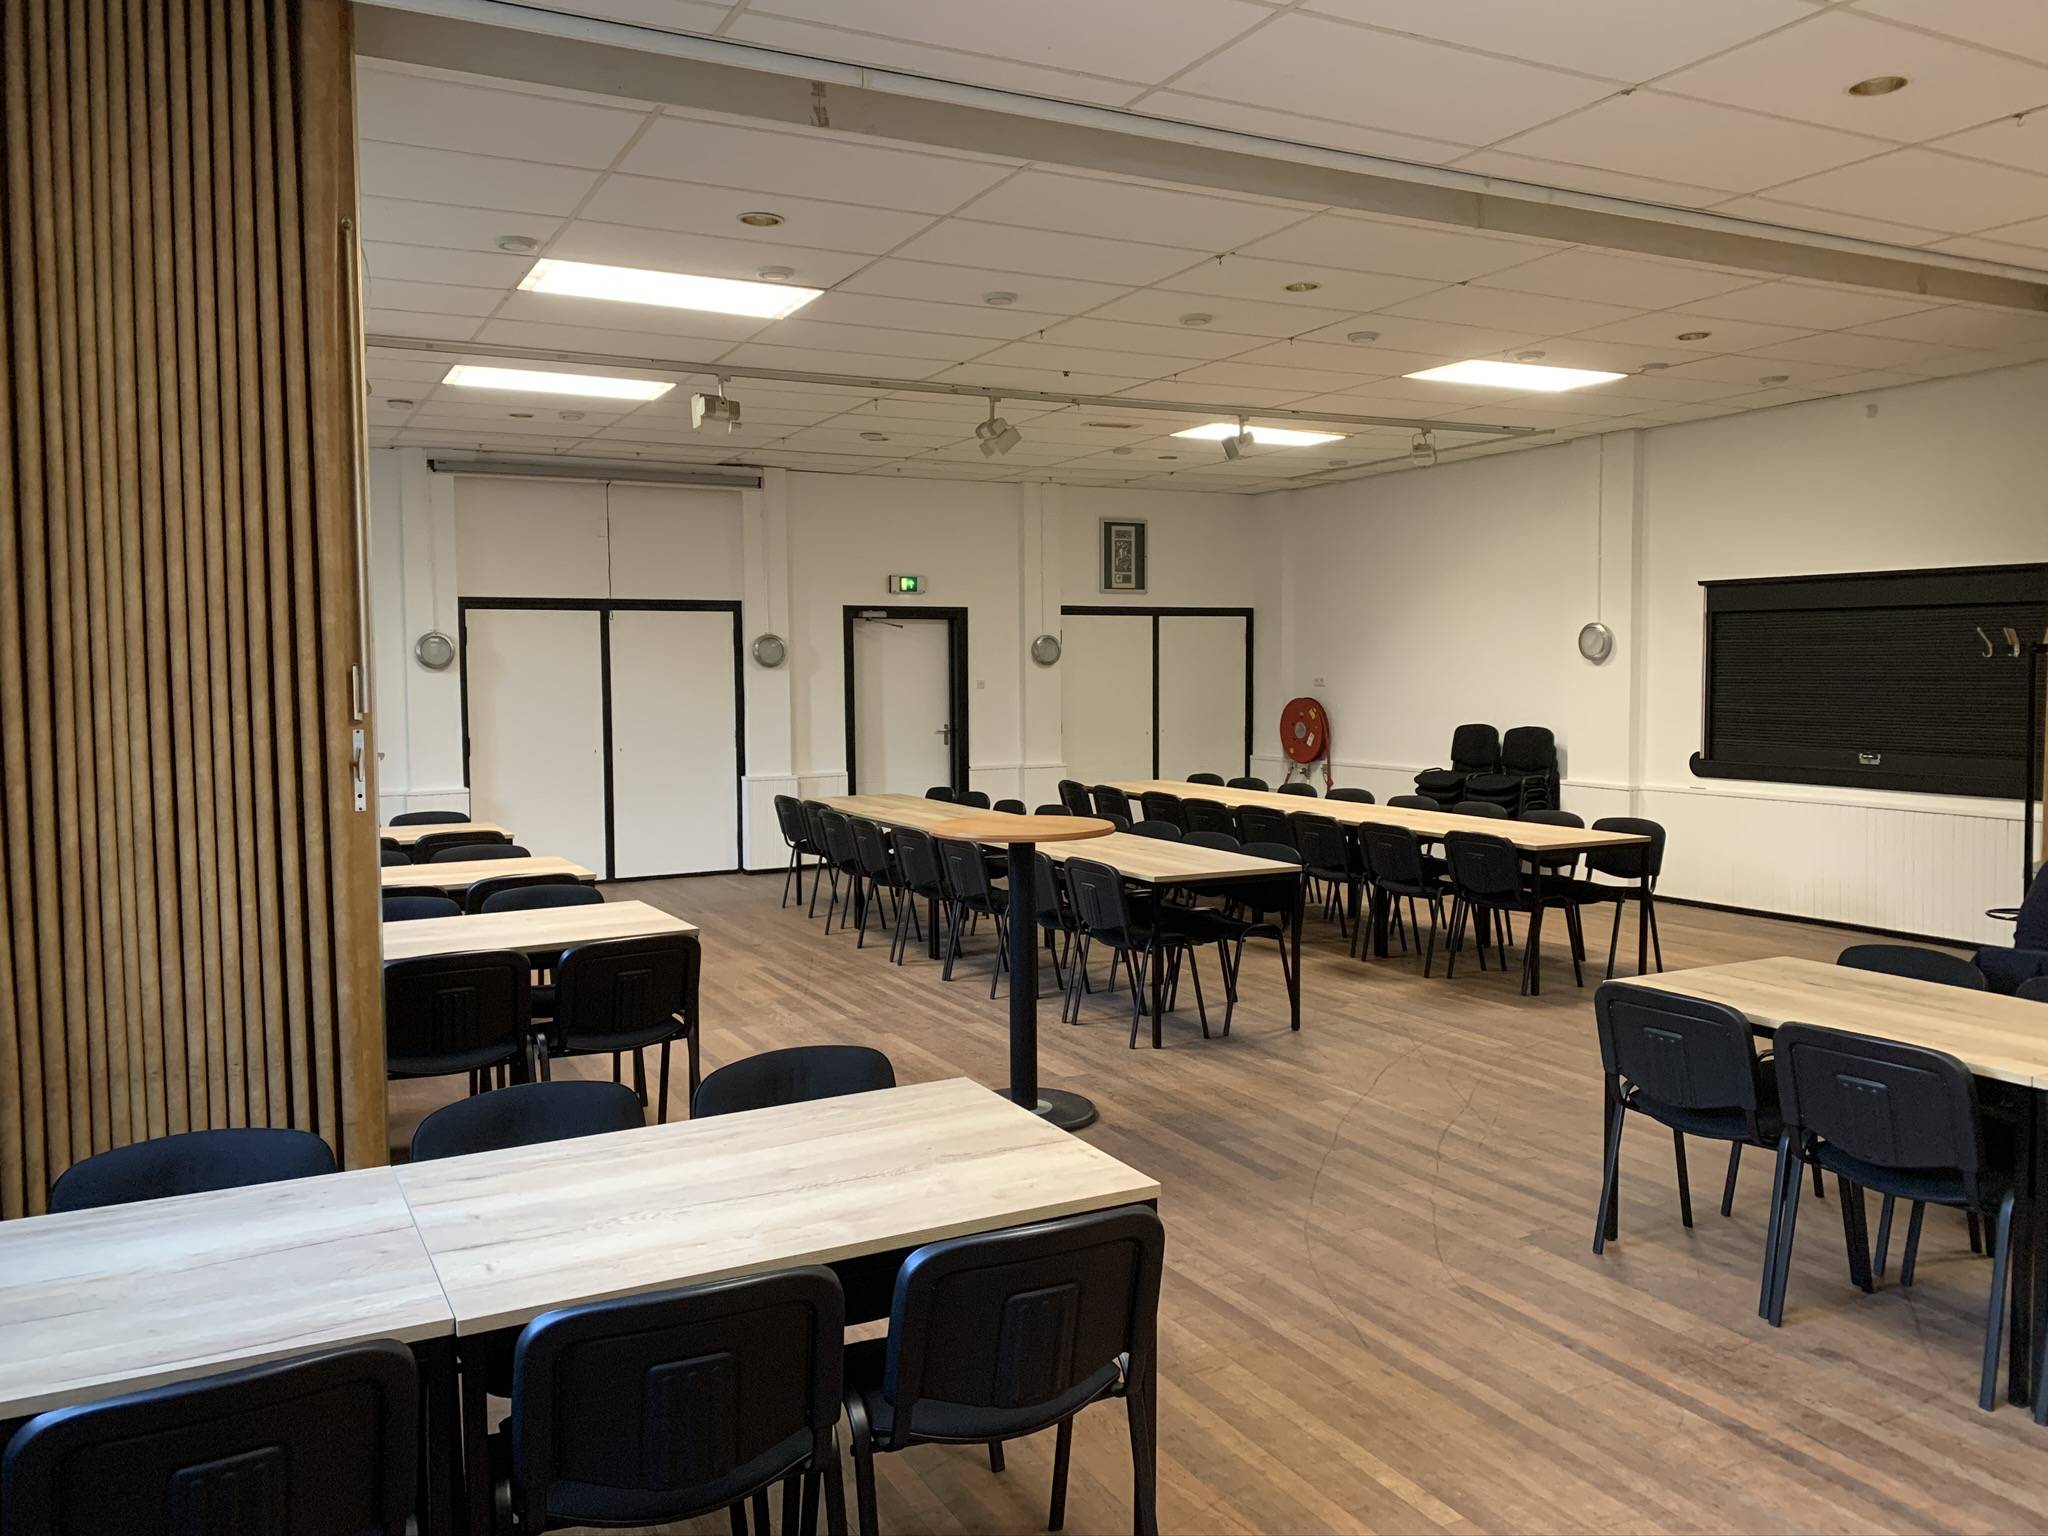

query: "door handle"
(935, 723), (954, 744)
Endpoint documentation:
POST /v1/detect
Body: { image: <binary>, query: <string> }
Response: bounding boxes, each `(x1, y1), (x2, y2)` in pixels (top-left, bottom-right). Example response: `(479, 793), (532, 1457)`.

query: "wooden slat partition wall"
(0, 0), (382, 1216)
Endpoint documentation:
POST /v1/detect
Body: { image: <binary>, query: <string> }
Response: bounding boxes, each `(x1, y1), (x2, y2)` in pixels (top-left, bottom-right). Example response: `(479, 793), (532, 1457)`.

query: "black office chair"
(1057, 779), (1093, 814)
(380, 846), (413, 868)
(410, 1079), (644, 1161)
(1326, 787), (1374, 804)
(1276, 781), (1316, 797)
(848, 816), (906, 951)
(1188, 772), (1225, 786)
(1101, 813), (1132, 832)
(1449, 800), (1507, 820)
(1181, 798), (1234, 837)
(384, 950), (533, 1091)
(888, 827), (946, 967)
(1442, 832), (1543, 992)
(694, 1045), (897, 1118)
(1062, 857), (1208, 1046)
(463, 873), (589, 915)
(1035, 804), (1069, 816)
(1090, 785), (1134, 822)
(1212, 842), (1302, 1017)
(1138, 791), (1186, 830)
(390, 809), (471, 826)
(1184, 830), (1240, 853)
(1236, 804), (1294, 848)
(957, 789), (992, 810)
(775, 793), (822, 910)
(409, 829), (512, 863)
(1764, 1024), (2016, 1411)
(0, 1344), (417, 1536)
(842, 1206), (1164, 1536)
(1387, 794), (1435, 810)
(429, 841), (532, 862)
(384, 892), (461, 923)
(1572, 817), (1666, 977)
(1591, 984), (1779, 1263)
(1032, 850), (1081, 993)
(47, 1127), (336, 1213)
(1415, 723), (1500, 807)
(496, 1271), (848, 1535)
(1291, 813), (1359, 938)
(537, 933), (700, 1122)
(994, 797), (1026, 815)
(936, 837), (1011, 996)
(1356, 825), (1448, 971)
(801, 802), (838, 921)
(816, 809), (865, 936)
(925, 786), (958, 803)
(1225, 776), (1268, 792)
(1838, 944), (1986, 990)
(1129, 819), (1182, 841)
(2019, 976), (2048, 1002)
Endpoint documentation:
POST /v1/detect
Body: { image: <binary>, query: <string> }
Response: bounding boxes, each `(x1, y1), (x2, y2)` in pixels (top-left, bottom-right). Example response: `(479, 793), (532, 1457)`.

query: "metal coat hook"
(1977, 625), (1995, 658)
(2005, 626), (2022, 657)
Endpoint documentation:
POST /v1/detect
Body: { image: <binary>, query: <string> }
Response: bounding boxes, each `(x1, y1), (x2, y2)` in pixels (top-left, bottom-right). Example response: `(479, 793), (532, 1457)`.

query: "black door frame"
(1060, 605), (1255, 778)
(457, 596), (747, 880)
(843, 605), (970, 794)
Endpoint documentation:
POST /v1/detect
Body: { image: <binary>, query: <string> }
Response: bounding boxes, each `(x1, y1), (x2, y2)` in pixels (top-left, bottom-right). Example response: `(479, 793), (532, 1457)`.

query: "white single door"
(465, 607), (607, 873)
(1158, 615), (1249, 781)
(852, 615), (954, 794)
(1060, 612), (1153, 785)
(609, 608), (740, 877)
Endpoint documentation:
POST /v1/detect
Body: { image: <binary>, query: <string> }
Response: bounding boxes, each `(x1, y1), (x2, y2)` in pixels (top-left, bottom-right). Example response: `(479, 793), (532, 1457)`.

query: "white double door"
(464, 604), (740, 878)
(1060, 610), (1249, 784)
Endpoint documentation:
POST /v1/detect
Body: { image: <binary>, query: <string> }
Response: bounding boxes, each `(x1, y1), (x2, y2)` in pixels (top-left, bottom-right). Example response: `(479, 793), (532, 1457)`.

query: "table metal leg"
(2022, 1087), (2045, 1412)
(1007, 841), (1096, 1130)
(413, 1337), (458, 1536)
(1289, 873), (1303, 1030)
(1369, 884), (1391, 959)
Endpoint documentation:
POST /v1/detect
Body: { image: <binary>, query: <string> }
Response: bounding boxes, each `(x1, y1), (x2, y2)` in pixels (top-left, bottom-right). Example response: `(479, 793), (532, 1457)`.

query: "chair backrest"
(383, 950), (532, 1078)
(1226, 776), (1269, 792)
(956, 789), (992, 810)
(465, 874), (592, 914)
(2019, 976), (2048, 1003)
(1188, 772), (1225, 786)
(1520, 809), (1583, 828)
(429, 841), (532, 862)
(1593, 984), (1764, 1129)
(390, 809), (471, 826)
(876, 1207), (1162, 1447)
(1837, 943), (1986, 991)
(1181, 798), (1234, 837)
(1033, 852), (1067, 928)
(1276, 781), (1316, 797)
(693, 1045), (897, 1118)
(849, 816), (894, 880)
(1449, 723), (1501, 772)
(773, 794), (810, 849)
(1102, 813), (1131, 832)
(1034, 804), (1068, 816)
(1063, 857), (1136, 941)
(1290, 813), (1351, 874)
(551, 934), (697, 1054)
(505, 1271), (843, 1533)
(892, 827), (945, 901)
(1056, 779), (1093, 814)
(409, 829), (511, 861)
(0, 1343), (417, 1536)
(1129, 819), (1183, 841)
(1184, 830), (1241, 853)
(994, 797), (1025, 815)
(383, 893), (461, 923)
(2017, 865), (2048, 951)
(380, 846), (412, 868)
(410, 1080), (645, 1161)
(1138, 791), (1185, 829)
(1449, 800), (1507, 820)
(1443, 831), (1521, 901)
(1387, 794), (1435, 810)
(1227, 843), (1301, 916)
(479, 882), (606, 916)
(936, 837), (996, 906)
(1359, 825), (1427, 889)
(1325, 787), (1374, 803)
(1501, 725), (1556, 773)
(1236, 805), (1294, 847)
(1775, 1023), (1985, 1184)
(1089, 785), (1133, 821)
(817, 809), (860, 873)
(925, 786), (957, 802)
(48, 1127), (336, 1213)
(1585, 816), (1665, 880)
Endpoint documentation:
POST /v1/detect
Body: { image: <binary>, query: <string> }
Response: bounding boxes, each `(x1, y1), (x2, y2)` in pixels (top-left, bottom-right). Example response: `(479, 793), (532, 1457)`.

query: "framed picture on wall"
(1100, 519), (1147, 593)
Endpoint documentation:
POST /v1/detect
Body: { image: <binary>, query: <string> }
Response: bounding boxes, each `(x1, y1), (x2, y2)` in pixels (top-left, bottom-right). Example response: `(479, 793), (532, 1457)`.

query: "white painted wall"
(1274, 362), (2048, 941)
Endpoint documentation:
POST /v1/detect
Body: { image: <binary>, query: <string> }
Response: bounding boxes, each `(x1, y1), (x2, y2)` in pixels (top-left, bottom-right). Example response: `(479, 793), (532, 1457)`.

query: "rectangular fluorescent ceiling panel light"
(442, 364), (672, 401)
(1404, 360), (1624, 392)
(519, 258), (822, 319)
(1172, 423), (1344, 446)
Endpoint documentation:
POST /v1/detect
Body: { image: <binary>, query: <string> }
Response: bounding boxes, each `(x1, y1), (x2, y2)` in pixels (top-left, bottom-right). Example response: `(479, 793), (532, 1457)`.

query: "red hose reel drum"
(1279, 697), (1333, 787)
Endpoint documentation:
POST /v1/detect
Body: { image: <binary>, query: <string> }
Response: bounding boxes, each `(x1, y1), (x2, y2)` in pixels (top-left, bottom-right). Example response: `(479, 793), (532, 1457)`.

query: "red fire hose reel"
(1279, 696), (1333, 788)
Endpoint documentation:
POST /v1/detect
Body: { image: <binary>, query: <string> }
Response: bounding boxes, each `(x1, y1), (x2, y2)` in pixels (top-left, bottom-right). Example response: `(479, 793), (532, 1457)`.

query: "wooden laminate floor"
(387, 875), (2047, 1536)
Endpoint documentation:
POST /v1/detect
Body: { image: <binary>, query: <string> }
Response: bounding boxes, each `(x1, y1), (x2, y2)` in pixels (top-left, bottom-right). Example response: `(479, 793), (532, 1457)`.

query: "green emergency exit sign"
(886, 574), (924, 595)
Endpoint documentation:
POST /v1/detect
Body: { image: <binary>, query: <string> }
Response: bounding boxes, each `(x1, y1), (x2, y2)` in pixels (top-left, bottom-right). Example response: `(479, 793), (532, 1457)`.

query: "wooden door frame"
(456, 596), (747, 879)
(1060, 605), (1255, 778)
(843, 606), (971, 794)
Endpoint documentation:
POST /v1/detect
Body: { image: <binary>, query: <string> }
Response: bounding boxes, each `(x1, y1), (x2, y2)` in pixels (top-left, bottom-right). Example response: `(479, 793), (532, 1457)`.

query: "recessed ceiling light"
(1283, 280), (1321, 293)
(1346, 330), (1381, 345)
(385, 397), (414, 408)
(1848, 75), (1908, 97)
(1514, 350), (1547, 362)
(859, 431), (889, 442)
(1179, 312), (1213, 327)
(443, 364), (673, 402)
(754, 266), (796, 283)
(1084, 420), (1141, 430)
(508, 411), (534, 418)
(495, 234), (539, 253)
(518, 259), (819, 318)
(1405, 359), (1624, 392)
(1327, 459), (1350, 468)
(738, 211), (785, 227)
(1676, 330), (1711, 342)
(1173, 422), (1345, 446)
(1111, 446), (1134, 456)
(559, 410), (585, 422)
(982, 291), (1018, 307)
(1758, 374), (1790, 385)
(1638, 362), (1671, 372)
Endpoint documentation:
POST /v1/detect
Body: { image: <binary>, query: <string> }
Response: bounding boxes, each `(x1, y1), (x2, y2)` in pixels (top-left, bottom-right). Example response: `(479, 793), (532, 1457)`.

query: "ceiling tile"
(1759, 148), (2048, 233)
(1170, 12), (1615, 145)
(366, 278), (505, 319)
(542, 221), (874, 286)
(1222, 339), (1449, 376)
(973, 339), (1207, 378)
(1450, 149), (1726, 208)
(1166, 359), (1410, 394)
(537, 0), (733, 31)
(471, 315), (745, 358)
(1711, 193), (1947, 245)
(1134, 92), (1469, 164)
(1926, 231), (2048, 266)
(1931, 113), (2048, 176)
(1235, 211), (1549, 282)
(355, 66), (646, 168)
(358, 143), (600, 217)
(1568, 311), (1815, 350)
(1084, 289), (1356, 337)
(888, 221), (1205, 285)
(1518, 337), (1704, 371)
(1294, 312), (1549, 356)
(1474, 249), (1760, 308)
(1033, 317), (1268, 362)
(1490, 92), (1888, 195)
(489, 291), (768, 343)
(1118, 379), (1329, 408)
(837, 259), (1130, 314)
(1746, 328), (1982, 368)
(931, 363), (1149, 395)
(1658, 9), (2048, 140)
(755, 319), (997, 362)
(1156, 254), (1443, 311)
(953, 170), (1307, 250)
(576, 175), (937, 254)
(1660, 352), (1850, 385)
(360, 198), (562, 256)
(1381, 285), (1643, 334)
(794, 291), (1054, 339)
(1847, 303), (2048, 347)
(1678, 279), (1946, 328)
(620, 117), (1012, 214)
(363, 242), (537, 288)
(1851, 0), (2048, 68)
(718, 343), (952, 380)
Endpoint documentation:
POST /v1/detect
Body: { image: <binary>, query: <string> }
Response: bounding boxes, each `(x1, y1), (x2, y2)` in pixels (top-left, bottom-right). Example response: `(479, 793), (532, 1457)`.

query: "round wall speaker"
(413, 630), (455, 671)
(751, 633), (788, 668)
(1577, 621), (1614, 664)
(1030, 633), (1062, 666)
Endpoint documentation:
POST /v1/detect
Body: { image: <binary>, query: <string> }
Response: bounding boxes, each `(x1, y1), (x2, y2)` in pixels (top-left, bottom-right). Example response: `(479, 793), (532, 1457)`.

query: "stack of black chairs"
(1413, 724), (1499, 808)
(1415, 724), (1559, 814)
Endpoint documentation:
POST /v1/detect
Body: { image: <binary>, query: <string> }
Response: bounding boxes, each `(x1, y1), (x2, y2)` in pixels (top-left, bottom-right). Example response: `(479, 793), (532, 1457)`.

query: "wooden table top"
(381, 899), (696, 962)
(0, 1170), (451, 1419)
(380, 819), (507, 846)
(381, 855), (595, 891)
(823, 794), (1300, 886)
(939, 811), (1114, 844)
(1624, 956), (2048, 1089)
(1111, 780), (1650, 854)
(394, 1077), (1160, 1333)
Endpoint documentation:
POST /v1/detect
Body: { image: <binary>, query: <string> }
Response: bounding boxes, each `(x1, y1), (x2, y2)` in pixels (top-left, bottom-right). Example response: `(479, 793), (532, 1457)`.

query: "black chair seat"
(1626, 1089), (1782, 1147)
(842, 1337), (1120, 1448)
(1808, 1128), (2018, 1210)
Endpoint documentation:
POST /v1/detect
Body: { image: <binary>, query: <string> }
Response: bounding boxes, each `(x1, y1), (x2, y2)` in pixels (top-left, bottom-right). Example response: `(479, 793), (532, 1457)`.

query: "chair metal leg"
(731, 1500), (750, 1536)
(1874, 1194), (1895, 1279)
(846, 1400), (879, 1536)
(1767, 1145), (1805, 1326)
(1901, 1200), (1927, 1287)
(988, 1440), (1005, 1473)
(1840, 1180), (1874, 1293)
(1647, 890), (1664, 971)
(753, 1487), (774, 1535)
(1049, 1416), (1074, 1532)
(658, 1040), (672, 1124)
(1721, 1141), (1742, 1218)
(1593, 1097), (1626, 1255)
(1761, 1133), (1792, 1317)
(1127, 1368), (1159, 1536)
(1673, 1128), (1693, 1228)
(1981, 1191), (2017, 1411)
(1604, 897), (1623, 980)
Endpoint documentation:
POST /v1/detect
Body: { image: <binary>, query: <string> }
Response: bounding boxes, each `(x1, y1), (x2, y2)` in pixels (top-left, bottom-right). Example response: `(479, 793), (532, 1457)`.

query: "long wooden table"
(823, 793), (1306, 1041)
(1626, 956), (2048, 1412)
(381, 899), (695, 962)
(382, 855), (594, 896)
(380, 819), (507, 847)
(1115, 779), (1652, 991)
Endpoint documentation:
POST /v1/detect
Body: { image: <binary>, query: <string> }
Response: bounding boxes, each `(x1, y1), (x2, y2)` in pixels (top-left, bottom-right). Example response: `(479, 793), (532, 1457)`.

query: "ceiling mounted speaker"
(413, 630), (455, 671)
(1030, 634), (1062, 667)
(751, 633), (788, 668)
